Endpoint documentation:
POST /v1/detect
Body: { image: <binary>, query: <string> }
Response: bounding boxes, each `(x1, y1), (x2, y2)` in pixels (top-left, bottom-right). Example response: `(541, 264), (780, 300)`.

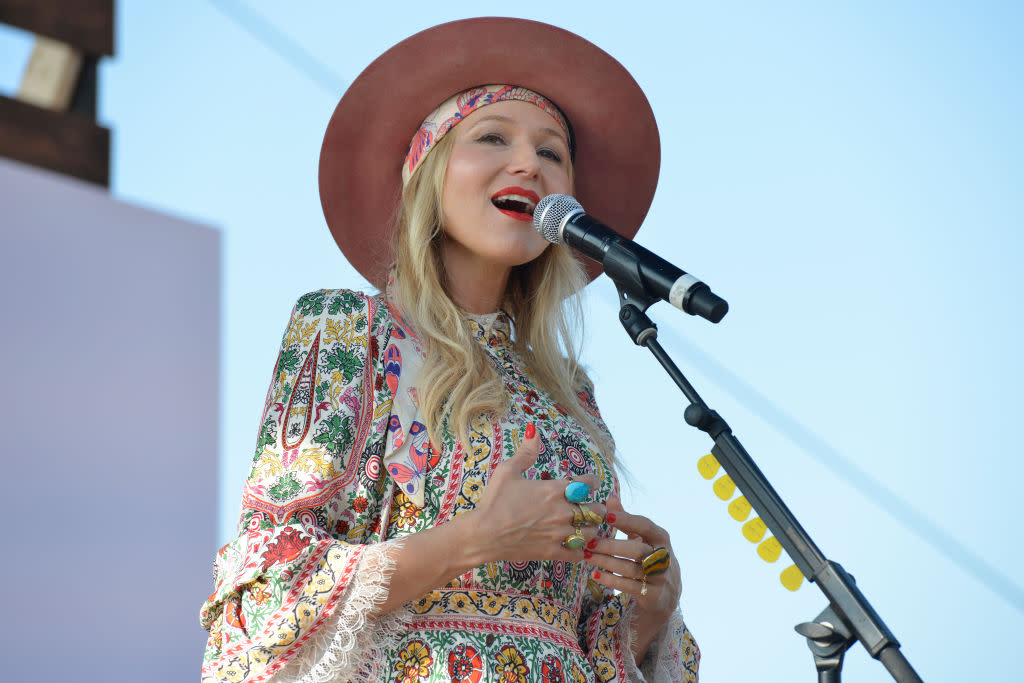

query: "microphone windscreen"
(533, 194), (582, 244)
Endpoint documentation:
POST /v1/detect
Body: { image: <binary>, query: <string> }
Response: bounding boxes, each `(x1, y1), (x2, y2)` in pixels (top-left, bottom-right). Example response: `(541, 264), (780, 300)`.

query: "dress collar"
(386, 268), (513, 347)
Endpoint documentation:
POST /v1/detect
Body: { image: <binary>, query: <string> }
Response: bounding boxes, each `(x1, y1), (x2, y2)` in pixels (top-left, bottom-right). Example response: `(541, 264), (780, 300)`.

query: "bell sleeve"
(578, 581), (700, 682)
(199, 290), (408, 683)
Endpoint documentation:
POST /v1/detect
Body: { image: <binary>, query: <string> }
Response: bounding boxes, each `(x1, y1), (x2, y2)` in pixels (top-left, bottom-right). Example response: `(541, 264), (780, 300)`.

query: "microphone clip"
(605, 240), (659, 346)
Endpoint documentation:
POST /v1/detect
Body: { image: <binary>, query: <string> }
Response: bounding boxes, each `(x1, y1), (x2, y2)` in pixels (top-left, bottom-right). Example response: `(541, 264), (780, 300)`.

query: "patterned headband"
(402, 84), (571, 185)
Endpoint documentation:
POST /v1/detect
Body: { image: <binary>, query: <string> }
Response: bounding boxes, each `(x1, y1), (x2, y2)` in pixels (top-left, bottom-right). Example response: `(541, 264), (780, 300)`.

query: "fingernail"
(586, 539), (597, 549)
(592, 570), (601, 579)
(524, 422), (536, 439)
(583, 550), (593, 559)
(606, 513), (617, 524)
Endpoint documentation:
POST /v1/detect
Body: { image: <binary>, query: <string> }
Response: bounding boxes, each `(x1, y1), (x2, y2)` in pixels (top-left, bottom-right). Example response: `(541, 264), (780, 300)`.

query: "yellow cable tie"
(781, 564), (804, 591)
(697, 453), (720, 479)
(728, 496), (751, 521)
(712, 474), (735, 500)
(757, 536), (782, 563)
(742, 517), (767, 543)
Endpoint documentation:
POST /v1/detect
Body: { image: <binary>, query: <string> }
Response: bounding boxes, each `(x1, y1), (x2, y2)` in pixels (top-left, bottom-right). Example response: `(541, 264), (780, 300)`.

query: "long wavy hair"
(390, 132), (616, 465)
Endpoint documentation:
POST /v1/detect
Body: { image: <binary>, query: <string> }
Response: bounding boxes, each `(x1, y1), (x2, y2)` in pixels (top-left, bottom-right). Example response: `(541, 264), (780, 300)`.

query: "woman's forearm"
(375, 510), (487, 614)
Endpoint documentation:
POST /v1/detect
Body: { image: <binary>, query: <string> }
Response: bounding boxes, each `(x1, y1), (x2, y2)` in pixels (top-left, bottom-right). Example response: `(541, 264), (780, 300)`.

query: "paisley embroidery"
(282, 332), (320, 449)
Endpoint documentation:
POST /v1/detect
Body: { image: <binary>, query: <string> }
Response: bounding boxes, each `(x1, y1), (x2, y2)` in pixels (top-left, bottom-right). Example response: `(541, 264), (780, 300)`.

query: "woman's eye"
(477, 133), (505, 144)
(539, 148), (562, 163)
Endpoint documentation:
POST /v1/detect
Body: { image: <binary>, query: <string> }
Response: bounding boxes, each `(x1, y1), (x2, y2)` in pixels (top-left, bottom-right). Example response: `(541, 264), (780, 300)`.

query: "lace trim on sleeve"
(272, 539), (411, 682)
(617, 597), (645, 682)
(632, 607), (700, 683)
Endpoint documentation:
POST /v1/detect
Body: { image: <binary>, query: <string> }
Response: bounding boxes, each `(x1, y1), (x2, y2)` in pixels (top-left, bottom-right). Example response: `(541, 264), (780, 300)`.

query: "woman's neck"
(440, 241), (510, 314)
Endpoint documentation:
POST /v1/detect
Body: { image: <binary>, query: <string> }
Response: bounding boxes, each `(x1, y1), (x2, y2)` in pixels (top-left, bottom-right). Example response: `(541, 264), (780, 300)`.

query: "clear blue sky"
(4, 1), (1021, 680)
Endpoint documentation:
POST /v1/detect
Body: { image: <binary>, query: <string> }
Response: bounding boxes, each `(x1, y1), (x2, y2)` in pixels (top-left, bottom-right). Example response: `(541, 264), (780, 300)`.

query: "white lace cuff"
(271, 540), (411, 682)
(623, 605), (699, 683)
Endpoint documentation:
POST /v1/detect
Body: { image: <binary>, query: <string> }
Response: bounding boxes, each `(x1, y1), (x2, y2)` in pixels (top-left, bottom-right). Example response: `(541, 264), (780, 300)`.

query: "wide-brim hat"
(319, 17), (660, 289)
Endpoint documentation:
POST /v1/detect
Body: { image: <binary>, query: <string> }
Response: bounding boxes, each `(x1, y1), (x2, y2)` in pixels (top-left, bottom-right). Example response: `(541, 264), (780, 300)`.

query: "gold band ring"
(563, 525), (586, 550)
(577, 503), (604, 526)
(641, 546), (671, 576)
(640, 574), (648, 596)
(571, 506), (586, 527)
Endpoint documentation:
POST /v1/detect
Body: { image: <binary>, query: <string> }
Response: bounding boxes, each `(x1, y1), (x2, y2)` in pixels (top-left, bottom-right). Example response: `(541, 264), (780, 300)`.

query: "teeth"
(492, 193), (537, 214)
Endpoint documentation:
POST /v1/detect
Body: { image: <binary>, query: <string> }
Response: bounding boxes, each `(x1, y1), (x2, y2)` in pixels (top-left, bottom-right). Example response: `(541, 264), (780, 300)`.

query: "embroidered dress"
(200, 288), (699, 682)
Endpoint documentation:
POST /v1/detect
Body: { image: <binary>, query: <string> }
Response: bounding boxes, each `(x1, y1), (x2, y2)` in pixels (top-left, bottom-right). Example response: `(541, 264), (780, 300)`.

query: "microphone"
(533, 194), (728, 323)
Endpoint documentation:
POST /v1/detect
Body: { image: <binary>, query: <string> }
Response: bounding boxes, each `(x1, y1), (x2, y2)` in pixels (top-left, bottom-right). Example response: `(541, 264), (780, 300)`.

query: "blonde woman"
(201, 18), (699, 683)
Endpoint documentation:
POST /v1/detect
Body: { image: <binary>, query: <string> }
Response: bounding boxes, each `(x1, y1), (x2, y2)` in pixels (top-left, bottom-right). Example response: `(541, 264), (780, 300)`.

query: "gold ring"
(563, 525), (586, 550)
(571, 506), (586, 526)
(577, 503), (603, 526)
(640, 575), (648, 596)
(641, 546), (671, 576)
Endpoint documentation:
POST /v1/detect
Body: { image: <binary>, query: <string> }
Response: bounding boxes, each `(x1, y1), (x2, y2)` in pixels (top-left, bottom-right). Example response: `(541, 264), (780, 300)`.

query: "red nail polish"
(606, 513), (616, 524)
(592, 570), (601, 579)
(524, 422), (536, 439)
(586, 538), (597, 549)
(583, 550), (593, 559)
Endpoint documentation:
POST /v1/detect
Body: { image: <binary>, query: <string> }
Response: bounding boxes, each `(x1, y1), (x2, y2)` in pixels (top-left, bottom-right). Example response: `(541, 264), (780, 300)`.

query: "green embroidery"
(267, 472), (301, 502)
(323, 346), (362, 381)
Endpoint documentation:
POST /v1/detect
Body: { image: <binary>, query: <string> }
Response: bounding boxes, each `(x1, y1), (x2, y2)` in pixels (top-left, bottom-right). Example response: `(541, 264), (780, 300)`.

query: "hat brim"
(319, 17), (660, 289)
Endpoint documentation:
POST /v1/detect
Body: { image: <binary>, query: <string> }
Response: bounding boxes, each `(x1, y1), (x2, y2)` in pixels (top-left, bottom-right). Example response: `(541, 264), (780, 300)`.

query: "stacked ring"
(563, 526), (586, 550)
(577, 504), (603, 526)
(564, 481), (590, 503)
(641, 546), (671, 576)
(571, 504), (603, 526)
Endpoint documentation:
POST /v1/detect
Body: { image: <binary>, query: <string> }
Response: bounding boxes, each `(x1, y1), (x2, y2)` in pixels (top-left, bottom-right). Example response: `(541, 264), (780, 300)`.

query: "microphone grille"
(533, 194), (582, 244)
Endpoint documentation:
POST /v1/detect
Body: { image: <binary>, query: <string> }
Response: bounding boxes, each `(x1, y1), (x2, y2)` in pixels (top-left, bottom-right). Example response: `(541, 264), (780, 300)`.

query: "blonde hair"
(390, 132), (616, 465)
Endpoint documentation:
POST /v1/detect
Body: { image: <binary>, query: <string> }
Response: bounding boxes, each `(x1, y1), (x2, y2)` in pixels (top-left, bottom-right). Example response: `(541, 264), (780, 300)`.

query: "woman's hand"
(468, 424), (607, 565)
(585, 496), (681, 662)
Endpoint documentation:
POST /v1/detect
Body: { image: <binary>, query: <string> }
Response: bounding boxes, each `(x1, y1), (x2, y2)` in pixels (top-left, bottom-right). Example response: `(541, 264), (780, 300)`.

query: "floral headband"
(401, 84), (571, 185)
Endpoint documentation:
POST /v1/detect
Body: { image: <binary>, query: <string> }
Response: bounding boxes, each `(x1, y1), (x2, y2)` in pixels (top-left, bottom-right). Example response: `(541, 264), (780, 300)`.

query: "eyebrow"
(469, 114), (568, 144)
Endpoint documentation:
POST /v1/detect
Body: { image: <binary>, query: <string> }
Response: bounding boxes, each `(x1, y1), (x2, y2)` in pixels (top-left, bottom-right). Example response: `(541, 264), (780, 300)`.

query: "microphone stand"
(601, 242), (923, 683)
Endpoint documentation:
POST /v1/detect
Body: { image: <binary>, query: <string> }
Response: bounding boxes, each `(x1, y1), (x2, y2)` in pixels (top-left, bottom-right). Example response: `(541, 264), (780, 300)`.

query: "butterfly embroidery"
(388, 414), (404, 447)
(409, 421), (441, 469)
(387, 420), (436, 494)
(384, 344), (402, 395)
(385, 419), (430, 493)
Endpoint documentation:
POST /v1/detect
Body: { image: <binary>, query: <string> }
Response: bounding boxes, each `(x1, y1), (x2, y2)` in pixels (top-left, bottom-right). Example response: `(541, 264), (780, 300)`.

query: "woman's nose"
(506, 142), (540, 177)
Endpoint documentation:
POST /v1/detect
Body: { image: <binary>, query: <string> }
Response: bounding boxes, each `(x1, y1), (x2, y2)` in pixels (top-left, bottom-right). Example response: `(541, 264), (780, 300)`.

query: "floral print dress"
(200, 288), (699, 683)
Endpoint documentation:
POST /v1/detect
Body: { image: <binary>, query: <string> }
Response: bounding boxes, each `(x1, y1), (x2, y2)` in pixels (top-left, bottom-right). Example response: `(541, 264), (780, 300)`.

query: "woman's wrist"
(453, 507), (494, 568)
(630, 603), (670, 665)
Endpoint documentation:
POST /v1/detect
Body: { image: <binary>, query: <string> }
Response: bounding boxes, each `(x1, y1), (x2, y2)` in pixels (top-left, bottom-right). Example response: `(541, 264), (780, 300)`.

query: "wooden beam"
(0, 0), (114, 56)
(0, 95), (109, 186)
(18, 36), (84, 111)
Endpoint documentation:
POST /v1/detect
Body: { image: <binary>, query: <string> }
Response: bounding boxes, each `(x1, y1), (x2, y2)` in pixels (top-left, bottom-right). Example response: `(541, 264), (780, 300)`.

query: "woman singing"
(200, 17), (699, 683)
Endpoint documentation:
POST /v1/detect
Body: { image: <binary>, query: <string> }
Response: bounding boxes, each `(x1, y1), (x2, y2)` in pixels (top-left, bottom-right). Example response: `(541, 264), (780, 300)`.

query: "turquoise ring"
(564, 481), (590, 503)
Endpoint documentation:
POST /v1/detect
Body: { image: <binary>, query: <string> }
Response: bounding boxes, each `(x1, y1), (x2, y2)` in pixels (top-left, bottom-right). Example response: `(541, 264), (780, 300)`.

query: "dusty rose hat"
(318, 17), (660, 288)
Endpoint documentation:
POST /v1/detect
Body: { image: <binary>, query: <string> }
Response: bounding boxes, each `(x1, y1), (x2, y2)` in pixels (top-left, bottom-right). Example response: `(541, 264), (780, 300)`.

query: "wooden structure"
(0, 0), (113, 186)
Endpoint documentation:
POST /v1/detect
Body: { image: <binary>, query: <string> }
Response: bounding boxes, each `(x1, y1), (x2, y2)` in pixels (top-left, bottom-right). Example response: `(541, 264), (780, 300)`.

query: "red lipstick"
(491, 186), (541, 222)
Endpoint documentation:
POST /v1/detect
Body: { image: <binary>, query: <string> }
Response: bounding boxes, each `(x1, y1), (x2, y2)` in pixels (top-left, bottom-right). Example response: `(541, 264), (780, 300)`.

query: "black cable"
(206, 1), (347, 95)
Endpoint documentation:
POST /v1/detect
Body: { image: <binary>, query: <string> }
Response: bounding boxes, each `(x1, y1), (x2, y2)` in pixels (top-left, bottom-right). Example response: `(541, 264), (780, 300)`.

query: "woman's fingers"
(472, 422), (615, 563)
(492, 430), (541, 480)
(606, 496), (670, 545)
(586, 536), (651, 562)
(588, 566), (645, 596)
(584, 549), (645, 581)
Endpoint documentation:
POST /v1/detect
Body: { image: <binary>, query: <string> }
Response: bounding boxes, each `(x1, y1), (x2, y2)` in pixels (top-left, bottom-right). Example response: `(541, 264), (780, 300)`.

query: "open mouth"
(491, 188), (540, 222)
